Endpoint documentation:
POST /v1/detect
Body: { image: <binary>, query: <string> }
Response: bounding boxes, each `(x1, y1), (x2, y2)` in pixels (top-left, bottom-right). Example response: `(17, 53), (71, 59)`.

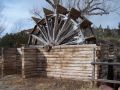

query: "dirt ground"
(0, 75), (99, 90)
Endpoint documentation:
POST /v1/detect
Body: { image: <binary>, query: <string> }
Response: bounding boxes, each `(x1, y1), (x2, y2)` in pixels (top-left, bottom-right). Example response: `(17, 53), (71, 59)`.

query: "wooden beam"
(37, 25), (49, 42)
(31, 34), (47, 45)
(30, 25), (37, 34)
(68, 8), (81, 20)
(92, 79), (120, 84)
(28, 35), (32, 45)
(91, 62), (120, 66)
(80, 19), (92, 29)
(55, 18), (71, 43)
(53, 0), (59, 5)
(38, 19), (46, 25)
(43, 8), (54, 16)
(32, 17), (41, 24)
(85, 36), (96, 40)
(57, 5), (68, 15)
(57, 29), (79, 44)
(44, 17), (52, 42)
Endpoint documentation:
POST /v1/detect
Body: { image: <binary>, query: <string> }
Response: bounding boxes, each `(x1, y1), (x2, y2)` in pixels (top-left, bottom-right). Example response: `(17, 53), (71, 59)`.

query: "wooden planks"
(22, 48), (37, 78)
(0, 45), (99, 81)
(2, 48), (22, 76)
(3, 48), (17, 75)
(22, 44), (99, 81)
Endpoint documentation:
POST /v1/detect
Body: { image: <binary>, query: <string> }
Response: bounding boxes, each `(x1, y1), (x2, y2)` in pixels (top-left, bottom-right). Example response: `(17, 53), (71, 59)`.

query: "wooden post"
(92, 47), (96, 87)
(21, 46), (25, 78)
(1, 48), (4, 77)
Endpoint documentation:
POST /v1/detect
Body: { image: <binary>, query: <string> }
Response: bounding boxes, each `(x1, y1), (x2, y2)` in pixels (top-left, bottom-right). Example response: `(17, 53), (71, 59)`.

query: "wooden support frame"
(91, 61), (120, 84)
(91, 62), (120, 66)
(92, 79), (120, 84)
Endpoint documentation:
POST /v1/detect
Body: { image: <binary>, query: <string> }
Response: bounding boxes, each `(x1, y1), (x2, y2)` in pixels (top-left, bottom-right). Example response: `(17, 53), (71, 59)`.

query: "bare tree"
(44, 0), (119, 16)
(30, 0), (55, 18)
(30, 7), (42, 18)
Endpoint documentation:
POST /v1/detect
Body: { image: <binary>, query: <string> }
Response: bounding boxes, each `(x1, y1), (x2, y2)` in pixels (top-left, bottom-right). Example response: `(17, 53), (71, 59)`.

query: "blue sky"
(0, 0), (120, 35)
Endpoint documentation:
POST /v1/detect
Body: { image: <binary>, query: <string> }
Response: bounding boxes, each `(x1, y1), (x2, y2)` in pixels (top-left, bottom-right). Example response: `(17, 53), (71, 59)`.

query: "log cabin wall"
(0, 45), (100, 80)
(22, 47), (37, 78)
(22, 44), (99, 80)
(3, 48), (18, 75)
(0, 48), (22, 77)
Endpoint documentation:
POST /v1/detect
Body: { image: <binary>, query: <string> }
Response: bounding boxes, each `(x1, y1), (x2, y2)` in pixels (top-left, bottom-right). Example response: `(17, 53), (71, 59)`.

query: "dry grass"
(0, 75), (99, 90)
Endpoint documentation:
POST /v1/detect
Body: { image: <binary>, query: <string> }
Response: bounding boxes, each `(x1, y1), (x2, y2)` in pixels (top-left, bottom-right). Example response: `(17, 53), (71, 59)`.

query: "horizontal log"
(24, 48), (36, 51)
(46, 74), (60, 78)
(60, 60), (92, 64)
(91, 62), (120, 66)
(4, 64), (16, 67)
(46, 73), (92, 79)
(36, 55), (94, 58)
(37, 63), (95, 67)
(37, 55), (60, 58)
(52, 44), (97, 49)
(23, 58), (37, 61)
(37, 58), (94, 61)
(23, 73), (38, 78)
(36, 45), (97, 50)
(60, 74), (92, 77)
(4, 55), (16, 58)
(36, 66), (95, 71)
(23, 70), (37, 74)
(3, 50), (17, 52)
(23, 54), (36, 56)
(37, 53), (93, 56)
(23, 67), (37, 70)
(62, 49), (94, 52)
(36, 60), (92, 64)
(60, 75), (91, 80)
(92, 79), (120, 84)
(59, 66), (92, 70)
(37, 70), (97, 75)
(23, 65), (37, 68)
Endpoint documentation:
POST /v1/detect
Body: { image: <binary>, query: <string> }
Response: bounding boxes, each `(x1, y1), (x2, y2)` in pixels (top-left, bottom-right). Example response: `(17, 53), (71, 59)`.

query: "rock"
(99, 85), (113, 90)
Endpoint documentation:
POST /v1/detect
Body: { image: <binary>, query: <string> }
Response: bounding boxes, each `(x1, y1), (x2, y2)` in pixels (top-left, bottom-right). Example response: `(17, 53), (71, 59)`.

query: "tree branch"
(89, 7), (108, 13)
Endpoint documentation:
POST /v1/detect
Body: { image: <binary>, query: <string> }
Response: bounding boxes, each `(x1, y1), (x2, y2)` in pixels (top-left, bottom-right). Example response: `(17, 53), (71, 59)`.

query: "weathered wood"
(22, 47), (37, 78)
(91, 62), (120, 66)
(57, 5), (68, 15)
(92, 79), (120, 84)
(32, 17), (41, 24)
(68, 8), (81, 20)
(22, 45), (98, 81)
(43, 8), (53, 16)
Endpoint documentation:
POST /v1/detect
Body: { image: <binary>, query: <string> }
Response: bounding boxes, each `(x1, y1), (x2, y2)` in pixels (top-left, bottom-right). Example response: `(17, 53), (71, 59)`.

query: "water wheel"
(28, 4), (96, 47)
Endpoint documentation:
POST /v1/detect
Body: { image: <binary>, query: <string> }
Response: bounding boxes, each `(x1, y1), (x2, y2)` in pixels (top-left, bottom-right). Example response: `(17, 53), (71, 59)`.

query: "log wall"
(22, 44), (99, 80)
(22, 47), (37, 78)
(0, 44), (119, 82)
(3, 48), (17, 75)
(0, 48), (22, 76)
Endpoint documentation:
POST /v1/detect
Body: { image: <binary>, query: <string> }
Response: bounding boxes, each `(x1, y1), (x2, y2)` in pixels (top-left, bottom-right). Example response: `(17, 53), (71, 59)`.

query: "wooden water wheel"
(28, 4), (96, 47)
